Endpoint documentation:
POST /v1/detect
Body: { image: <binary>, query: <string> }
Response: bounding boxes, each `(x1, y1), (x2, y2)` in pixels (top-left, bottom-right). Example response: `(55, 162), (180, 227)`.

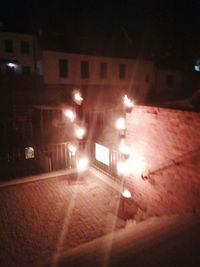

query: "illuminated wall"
(42, 51), (155, 103)
(0, 32), (37, 74)
(125, 106), (200, 215)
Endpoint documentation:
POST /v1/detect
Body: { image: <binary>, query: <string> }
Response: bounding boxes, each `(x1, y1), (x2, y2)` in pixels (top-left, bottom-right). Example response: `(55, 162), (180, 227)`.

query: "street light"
(73, 91), (83, 105)
(68, 144), (77, 156)
(76, 157), (89, 171)
(123, 95), (134, 113)
(116, 117), (126, 130)
(119, 139), (130, 159)
(75, 127), (86, 140)
(64, 109), (76, 122)
(117, 160), (130, 176)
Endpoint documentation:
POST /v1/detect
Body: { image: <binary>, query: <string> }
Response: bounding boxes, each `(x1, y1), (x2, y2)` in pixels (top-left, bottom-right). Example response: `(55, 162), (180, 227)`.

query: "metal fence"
(0, 141), (124, 181)
(87, 141), (124, 178)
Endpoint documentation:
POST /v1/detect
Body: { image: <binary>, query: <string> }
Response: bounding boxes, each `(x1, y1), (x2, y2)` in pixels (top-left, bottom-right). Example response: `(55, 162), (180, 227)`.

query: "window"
(6, 65), (15, 75)
(5, 39), (13, 53)
(22, 66), (31, 75)
(81, 61), (89, 79)
(119, 64), (126, 80)
(166, 74), (174, 88)
(21, 41), (30, 54)
(100, 63), (107, 79)
(59, 59), (68, 78)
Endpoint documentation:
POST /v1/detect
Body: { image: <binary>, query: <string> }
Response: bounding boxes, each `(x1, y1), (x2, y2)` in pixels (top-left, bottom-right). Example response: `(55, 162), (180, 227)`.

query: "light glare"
(74, 92), (83, 105)
(116, 117), (126, 130)
(64, 109), (76, 122)
(119, 139), (130, 155)
(124, 95), (134, 108)
(117, 160), (130, 176)
(77, 158), (88, 171)
(75, 127), (85, 139)
(7, 63), (16, 68)
(122, 189), (131, 198)
(68, 144), (77, 155)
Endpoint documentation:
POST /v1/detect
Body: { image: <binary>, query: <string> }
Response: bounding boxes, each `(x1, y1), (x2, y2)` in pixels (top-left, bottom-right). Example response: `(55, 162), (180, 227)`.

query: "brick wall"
(125, 106), (200, 215)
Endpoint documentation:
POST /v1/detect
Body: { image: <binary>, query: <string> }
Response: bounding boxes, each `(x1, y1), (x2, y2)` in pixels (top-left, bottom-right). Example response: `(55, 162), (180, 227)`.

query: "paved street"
(0, 169), (126, 267)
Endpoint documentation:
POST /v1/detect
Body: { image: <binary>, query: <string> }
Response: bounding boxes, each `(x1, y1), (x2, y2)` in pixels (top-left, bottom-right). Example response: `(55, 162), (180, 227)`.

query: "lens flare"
(75, 127), (85, 139)
(77, 158), (89, 171)
(116, 117), (126, 130)
(64, 109), (76, 122)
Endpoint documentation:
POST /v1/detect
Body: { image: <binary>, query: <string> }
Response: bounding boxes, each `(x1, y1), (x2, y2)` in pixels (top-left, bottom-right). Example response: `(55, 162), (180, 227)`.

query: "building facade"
(0, 31), (41, 75)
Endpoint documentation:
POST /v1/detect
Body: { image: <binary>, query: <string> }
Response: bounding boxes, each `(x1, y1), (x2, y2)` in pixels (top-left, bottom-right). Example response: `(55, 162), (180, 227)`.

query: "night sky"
(1, 1), (200, 67)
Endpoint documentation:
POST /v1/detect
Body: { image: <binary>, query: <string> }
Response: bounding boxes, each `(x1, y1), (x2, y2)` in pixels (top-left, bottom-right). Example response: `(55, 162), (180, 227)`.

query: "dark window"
(22, 66), (31, 75)
(59, 59), (68, 78)
(6, 66), (15, 75)
(81, 61), (89, 79)
(166, 75), (174, 88)
(21, 41), (30, 54)
(119, 64), (126, 80)
(100, 63), (107, 79)
(5, 39), (13, 53)
(145, 73), (150, 82)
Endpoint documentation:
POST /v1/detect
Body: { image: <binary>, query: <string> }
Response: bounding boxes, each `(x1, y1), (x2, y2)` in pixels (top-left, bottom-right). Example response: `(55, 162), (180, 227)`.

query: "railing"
(0, 141), (124, 181)
(86, 141), (124, 179)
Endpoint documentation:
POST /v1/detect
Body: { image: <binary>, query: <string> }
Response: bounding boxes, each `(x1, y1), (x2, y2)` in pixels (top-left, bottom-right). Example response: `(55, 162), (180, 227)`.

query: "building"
(0, 30), (184, 150)
(0, 31), (42, 75)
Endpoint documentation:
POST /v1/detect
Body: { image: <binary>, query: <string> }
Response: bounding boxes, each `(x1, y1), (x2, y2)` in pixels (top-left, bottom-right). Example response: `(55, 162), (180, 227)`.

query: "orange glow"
(77, 157), (88, 171)
(116, 117), (126, 130)
(73, 91), (83, 105)
(75, 127), (85, 139)
(95, 143), (110, 166)
(68, 144), (77, 155)
(64, 109), (76, 122)
(124, 95), (134, 108)
(119, 139), (130, 156)
(122, 189), (131, 198)
(126, 156), (147, 176)
(117, 160), (130, 176)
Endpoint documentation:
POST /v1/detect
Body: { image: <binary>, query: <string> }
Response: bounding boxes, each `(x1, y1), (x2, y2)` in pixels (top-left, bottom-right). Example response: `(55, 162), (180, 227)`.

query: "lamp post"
(115, 95), (134, 219)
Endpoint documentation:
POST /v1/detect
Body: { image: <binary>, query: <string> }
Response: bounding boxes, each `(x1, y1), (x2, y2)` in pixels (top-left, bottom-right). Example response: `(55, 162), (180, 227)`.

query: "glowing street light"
(68, 144), (77, 155)
(122, 189), (131, 198)
(75, 127), (86, 139)
(64, 109), (76, 122)
(77, 157), (89, 171)
(123, 95), (134, 112)
(73, 91), (83, 105)
(116, 117), (126, 130)
(7, 62), (16, 68)
(117, 160), (130, 176)
(119, 139), (130, 158)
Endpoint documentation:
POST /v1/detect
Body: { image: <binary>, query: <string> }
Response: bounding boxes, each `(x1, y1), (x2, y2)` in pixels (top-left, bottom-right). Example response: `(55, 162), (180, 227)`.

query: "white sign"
(95, 143), (110, 166)
(25, 147), (35, 159)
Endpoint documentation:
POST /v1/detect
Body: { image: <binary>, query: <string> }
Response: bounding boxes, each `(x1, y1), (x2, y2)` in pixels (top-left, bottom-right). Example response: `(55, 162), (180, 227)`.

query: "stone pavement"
(0, 169), (128, 267)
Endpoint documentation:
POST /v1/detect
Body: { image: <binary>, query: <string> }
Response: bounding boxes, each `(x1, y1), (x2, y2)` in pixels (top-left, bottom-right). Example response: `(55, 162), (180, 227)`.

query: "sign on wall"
(25, 147), (35, 159)
(95, 143), (110, 166)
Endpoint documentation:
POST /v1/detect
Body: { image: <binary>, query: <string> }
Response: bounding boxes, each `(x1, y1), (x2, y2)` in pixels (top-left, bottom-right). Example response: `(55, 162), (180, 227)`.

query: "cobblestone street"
(0, 170), (125, 267)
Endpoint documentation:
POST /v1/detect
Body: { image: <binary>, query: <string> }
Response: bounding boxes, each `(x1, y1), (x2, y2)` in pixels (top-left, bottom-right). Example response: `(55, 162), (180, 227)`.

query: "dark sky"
(1, 1), (200, 65)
